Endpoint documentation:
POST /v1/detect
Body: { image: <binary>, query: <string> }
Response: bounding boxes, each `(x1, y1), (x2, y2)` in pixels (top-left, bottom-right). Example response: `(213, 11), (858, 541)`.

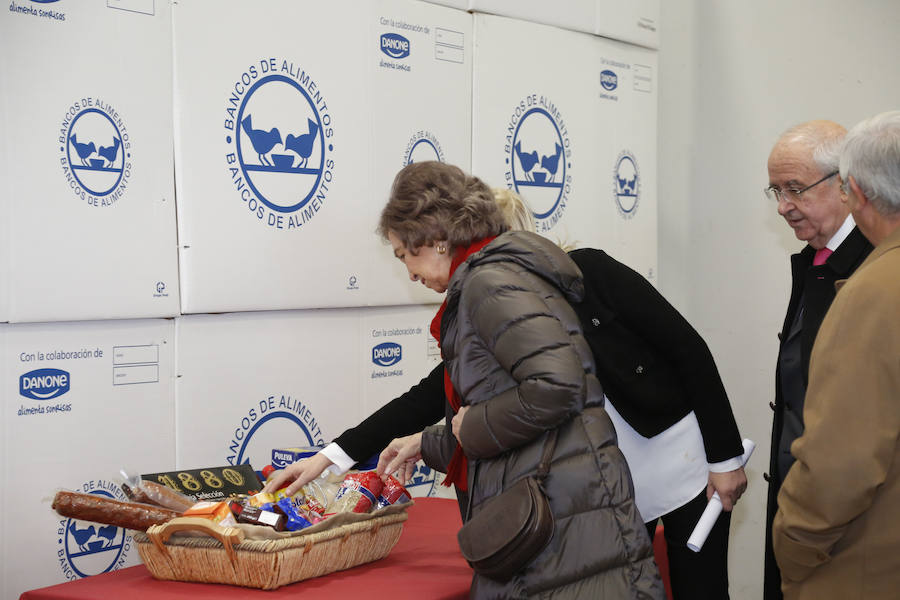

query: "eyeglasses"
(764, 171), (838, 203)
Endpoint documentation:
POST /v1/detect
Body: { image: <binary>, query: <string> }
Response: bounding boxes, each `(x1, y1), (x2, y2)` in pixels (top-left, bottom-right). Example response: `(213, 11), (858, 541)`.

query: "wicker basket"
(134, 507), (409, 590)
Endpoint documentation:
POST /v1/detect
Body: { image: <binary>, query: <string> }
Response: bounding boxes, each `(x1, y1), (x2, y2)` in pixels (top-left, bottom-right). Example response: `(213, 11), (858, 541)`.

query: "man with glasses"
(763, 120), (872, 600)
(772, 110), (900, 599)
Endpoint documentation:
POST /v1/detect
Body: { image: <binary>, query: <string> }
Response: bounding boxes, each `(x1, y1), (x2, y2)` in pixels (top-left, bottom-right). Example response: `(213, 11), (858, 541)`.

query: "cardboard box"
(468, 0), (596, 36)
(471, 13), (658, 284)
(173, 0), (472, 313)
(0, 318), (175, 599)
(420, 0), (660, 48)
(176, 306), (454, 500)
(596, 0), (660, 49)
(1, 2), (179, 323)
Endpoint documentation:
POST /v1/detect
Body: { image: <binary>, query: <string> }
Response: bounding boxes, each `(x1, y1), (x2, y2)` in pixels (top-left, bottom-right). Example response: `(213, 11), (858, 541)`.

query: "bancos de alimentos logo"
(504, 94), (573, 232)
(224, 57), (336, 231)
(614, 150), (640, 219)
(59, 97), (132, 207)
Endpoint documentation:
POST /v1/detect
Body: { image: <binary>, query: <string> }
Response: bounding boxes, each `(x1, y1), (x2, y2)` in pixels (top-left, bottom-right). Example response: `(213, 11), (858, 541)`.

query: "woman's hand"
(707, 467), (748, 512)
(376, 433), (423, 484)
(451, 405), (470, 444)
(262, 452), (334, 496)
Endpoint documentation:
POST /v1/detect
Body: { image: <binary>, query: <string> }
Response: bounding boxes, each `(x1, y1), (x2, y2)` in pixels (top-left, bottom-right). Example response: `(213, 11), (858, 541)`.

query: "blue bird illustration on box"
(97, 524), (118, 548)
(241, 114), (282, 166)
(540, 143), (563, 182)
(618, 173), (636, 195)
(98, 137), (121, 168)
(69, 134), (96, 166)
(284, 118), (320, 168)
(68, 521), (96, 552)
(514, 141), (540, 181)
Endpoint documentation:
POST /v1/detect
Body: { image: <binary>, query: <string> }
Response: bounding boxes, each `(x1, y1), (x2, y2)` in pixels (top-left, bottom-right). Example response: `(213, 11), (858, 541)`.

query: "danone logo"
(372, 342), (402, 367)
(20, 368), (70, 400)
(380, 33), (410, 59)
(504, 94), (573, 232)
(600, 69), (618, 91)
(224, 58), (335, 230)
(614, 150), (640, 219)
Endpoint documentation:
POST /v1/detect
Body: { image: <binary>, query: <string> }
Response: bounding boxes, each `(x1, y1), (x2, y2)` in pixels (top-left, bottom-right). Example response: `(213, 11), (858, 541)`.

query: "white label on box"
(435, 27), (464, 63)
(113, 344), (159, 365)
(113, 364), (159, 385)
(634, 63), (653, 93)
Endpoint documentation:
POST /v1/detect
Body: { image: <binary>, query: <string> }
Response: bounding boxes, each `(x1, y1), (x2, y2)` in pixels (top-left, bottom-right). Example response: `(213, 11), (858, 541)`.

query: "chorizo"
(52, 490), (180, 531)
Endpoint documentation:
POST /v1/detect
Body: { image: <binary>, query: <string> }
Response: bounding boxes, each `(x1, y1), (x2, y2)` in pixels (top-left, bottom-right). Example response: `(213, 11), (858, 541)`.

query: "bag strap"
(463, 427), (559, 521)
(535, 428), (559, 482)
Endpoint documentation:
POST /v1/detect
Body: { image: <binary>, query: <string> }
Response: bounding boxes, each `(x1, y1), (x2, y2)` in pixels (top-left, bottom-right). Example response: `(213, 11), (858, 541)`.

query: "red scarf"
(429, 236), (496, 491)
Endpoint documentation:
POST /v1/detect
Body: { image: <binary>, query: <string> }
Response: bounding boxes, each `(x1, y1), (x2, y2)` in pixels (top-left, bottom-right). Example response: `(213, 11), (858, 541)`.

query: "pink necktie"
(813, 247), (833, 266)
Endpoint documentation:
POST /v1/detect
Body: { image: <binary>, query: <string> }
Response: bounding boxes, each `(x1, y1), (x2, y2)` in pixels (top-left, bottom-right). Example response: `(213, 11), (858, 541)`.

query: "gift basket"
(134, 505), (409, 589)
(52, 467), (413, 590)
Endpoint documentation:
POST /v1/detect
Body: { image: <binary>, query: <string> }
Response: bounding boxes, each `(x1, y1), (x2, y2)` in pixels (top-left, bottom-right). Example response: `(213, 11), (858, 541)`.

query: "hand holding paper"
(686, 438), (756, 552)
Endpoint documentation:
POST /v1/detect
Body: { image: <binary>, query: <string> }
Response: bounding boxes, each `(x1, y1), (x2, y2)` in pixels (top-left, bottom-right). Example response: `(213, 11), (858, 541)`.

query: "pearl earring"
(437, 244), (447, 254)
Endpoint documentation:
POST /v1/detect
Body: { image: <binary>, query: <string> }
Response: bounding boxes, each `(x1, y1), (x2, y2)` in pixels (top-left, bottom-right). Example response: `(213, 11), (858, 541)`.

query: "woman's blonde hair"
(491, 188), (577, 251)
(492, 188), (537, 233)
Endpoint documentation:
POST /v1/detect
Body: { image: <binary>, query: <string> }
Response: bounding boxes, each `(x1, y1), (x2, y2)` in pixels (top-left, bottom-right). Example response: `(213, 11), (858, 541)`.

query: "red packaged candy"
(375, 475), (411, 509)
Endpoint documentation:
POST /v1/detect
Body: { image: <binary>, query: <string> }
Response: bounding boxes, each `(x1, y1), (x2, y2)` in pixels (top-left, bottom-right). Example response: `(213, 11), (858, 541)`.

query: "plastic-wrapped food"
(375, 475), (411, 510)
(119, 470), (195, 512)
(275, 497), (313, 531)
(330, 472), (384, 514)
(299, 471), (343, 510)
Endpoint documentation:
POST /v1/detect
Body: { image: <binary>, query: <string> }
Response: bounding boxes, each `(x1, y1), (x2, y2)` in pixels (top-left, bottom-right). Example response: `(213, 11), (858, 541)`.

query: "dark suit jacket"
(569, 248), (743, 463)
(764, 226), (873, 600)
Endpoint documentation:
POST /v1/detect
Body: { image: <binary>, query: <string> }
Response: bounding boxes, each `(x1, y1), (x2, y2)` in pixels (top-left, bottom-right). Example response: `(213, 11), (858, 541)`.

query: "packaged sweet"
(330, 472), (384, 514)
(237, 504), (287, 531)
(248, 491), (277, 508)
(375, 476), (412, 510)
(183, 501), (238, 527)
(275, 497), (313, 531)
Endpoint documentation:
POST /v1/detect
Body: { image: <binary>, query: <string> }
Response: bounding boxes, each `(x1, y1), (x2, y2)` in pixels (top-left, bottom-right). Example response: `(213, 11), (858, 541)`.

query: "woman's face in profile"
(388, 231), (453, 293)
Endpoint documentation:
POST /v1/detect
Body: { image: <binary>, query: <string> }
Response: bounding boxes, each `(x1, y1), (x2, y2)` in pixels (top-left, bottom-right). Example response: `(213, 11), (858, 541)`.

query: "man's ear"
(848, 176), (869, 208)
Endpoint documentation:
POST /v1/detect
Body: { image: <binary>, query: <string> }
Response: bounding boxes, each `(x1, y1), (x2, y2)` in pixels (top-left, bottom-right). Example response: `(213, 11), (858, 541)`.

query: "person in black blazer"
(267, 192), (747, 599)
(764, 120), (873, 600)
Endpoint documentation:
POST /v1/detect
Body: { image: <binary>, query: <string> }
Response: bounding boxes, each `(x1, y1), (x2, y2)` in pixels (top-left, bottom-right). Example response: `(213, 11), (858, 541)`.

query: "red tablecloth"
(20, 497), (472, 600)
(21, 498), (672, 600)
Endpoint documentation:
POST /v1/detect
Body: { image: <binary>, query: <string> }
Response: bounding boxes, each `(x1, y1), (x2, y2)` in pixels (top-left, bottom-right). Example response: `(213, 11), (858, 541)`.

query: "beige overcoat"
(773, 226), (900, 599)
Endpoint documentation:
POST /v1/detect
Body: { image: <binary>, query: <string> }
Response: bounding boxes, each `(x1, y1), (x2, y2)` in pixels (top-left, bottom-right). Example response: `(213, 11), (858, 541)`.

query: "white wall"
(658, 2), (900, 597)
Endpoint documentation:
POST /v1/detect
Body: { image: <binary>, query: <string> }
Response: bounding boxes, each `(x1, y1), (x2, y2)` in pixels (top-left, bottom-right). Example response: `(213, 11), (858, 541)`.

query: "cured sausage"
(52, 490), (180, 531)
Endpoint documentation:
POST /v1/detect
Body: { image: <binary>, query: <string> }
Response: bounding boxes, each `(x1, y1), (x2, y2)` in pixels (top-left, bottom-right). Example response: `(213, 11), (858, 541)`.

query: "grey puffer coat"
(422, 231), (664, 599)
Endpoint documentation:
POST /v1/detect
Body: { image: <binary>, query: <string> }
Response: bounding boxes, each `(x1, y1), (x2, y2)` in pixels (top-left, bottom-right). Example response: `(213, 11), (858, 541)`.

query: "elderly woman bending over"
(377, 161), (663, 599)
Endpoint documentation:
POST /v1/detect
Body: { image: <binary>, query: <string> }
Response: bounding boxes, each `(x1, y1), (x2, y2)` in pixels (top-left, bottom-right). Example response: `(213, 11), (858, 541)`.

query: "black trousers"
(645, 488), (732, 600)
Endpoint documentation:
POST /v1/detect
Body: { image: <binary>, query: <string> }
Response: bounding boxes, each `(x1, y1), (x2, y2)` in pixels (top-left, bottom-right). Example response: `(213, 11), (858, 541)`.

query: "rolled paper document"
(686, 438), (756, 552)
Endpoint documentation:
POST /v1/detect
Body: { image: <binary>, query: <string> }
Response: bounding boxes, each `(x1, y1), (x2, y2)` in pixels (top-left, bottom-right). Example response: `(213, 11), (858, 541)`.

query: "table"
(20, 498), (472, 600)
(21, 498), (672, 600)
